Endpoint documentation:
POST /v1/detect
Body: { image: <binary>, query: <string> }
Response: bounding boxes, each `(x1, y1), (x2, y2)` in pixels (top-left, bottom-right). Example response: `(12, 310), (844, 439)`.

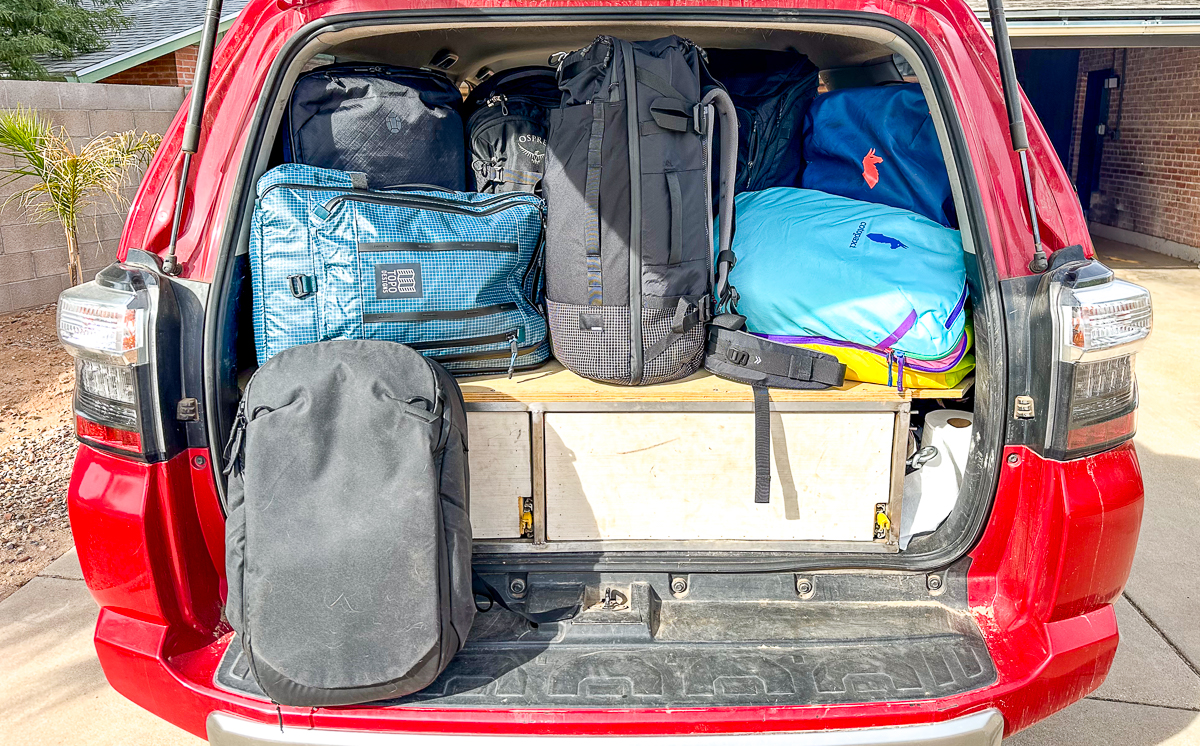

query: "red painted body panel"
(70, 441), (1143, 739)
(116, 0), (1091, 280)
(76, 0), (1141, 740)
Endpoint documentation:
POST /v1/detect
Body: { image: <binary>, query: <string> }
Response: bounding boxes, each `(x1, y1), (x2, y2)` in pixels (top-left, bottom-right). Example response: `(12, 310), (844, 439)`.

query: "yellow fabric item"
(793, 324), (975, 389)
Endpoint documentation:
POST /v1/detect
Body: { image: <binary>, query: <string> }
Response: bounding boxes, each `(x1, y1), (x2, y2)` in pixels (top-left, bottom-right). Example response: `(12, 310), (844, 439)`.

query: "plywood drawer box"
(466, 411), (531, 540)
(543, 412), (895, 543)
(457, 363), (972, 551)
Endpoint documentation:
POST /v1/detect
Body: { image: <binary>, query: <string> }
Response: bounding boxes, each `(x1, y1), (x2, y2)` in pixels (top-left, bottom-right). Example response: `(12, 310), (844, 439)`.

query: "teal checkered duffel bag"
(250, 164), (549, 375)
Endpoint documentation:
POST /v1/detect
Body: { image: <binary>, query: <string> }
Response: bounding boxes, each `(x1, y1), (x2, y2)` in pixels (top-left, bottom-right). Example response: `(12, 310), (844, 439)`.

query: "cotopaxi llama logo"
(862, 148), (883, 189)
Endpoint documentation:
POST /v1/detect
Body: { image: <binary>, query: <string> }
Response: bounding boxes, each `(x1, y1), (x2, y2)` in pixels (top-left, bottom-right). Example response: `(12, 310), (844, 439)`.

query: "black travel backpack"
(464, 67), (560, 193)
(222, 340), (474, 707)
(706, 48), (820, 194)
(543, 36), (737, 385)
(283, 64), (465, 191)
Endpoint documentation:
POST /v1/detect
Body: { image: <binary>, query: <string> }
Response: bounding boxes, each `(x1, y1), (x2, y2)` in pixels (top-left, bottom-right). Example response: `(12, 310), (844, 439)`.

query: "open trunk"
(209, 12), (1003, 709)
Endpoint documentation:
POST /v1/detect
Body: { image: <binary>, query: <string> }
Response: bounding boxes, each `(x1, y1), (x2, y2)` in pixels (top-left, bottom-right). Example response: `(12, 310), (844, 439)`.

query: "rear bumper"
(92, 600), (1116, 741)
(73, 443), (1141, 740)
(208, 709), (1004, 746)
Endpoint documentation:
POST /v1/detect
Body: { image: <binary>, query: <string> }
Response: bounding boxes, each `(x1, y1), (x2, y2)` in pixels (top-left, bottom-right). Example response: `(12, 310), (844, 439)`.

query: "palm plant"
(0, 107), (161, 286)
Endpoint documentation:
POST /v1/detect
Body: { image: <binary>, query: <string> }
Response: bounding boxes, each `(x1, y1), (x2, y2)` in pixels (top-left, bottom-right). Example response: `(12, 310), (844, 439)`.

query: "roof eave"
(977, 9), (1200, 47)
(71, 12), (240, 84)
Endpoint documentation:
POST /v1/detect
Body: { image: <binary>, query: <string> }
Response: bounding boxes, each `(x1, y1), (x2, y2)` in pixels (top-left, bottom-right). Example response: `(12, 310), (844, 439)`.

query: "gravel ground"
(0, 305), (76, 600)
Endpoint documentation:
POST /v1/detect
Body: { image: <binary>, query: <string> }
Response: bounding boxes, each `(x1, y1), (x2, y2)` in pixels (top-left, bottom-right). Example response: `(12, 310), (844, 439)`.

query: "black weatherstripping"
(208, 7), (1007, 575)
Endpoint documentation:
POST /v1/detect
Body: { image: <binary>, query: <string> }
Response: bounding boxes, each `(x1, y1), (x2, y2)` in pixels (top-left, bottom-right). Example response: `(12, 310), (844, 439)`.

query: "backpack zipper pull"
(487, 94), (508, 115)
(221, 400), (249, 476)
(745, 118), (759, 185)
(506, 330), (520, 379)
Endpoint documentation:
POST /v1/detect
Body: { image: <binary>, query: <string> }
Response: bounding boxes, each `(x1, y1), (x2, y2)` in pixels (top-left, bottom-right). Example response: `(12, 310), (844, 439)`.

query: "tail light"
(57, 256), (185, 462)
(1044, 261), (1151, 460)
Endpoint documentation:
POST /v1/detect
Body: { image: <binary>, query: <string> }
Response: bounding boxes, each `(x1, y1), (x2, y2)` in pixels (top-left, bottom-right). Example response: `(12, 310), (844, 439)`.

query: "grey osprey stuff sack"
(544, 36), (738, 385)
(222, 339), (473, 707)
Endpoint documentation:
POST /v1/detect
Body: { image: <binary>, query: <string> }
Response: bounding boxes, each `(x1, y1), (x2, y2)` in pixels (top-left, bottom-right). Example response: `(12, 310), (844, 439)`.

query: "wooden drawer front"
(466, 412), (531, 539)
(544, 412), (894, 543)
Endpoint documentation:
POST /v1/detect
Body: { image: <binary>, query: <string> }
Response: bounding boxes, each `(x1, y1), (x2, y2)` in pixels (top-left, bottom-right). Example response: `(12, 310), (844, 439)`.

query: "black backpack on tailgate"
(464, 67), (560, 193)
(544, 36), (737, 385)
(222, 340), (473, 707)
(283, 64), (465, 191)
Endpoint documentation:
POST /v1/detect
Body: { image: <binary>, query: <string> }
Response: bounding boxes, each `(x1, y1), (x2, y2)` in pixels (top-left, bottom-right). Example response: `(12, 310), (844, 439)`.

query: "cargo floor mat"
(214, 572), (997, 708)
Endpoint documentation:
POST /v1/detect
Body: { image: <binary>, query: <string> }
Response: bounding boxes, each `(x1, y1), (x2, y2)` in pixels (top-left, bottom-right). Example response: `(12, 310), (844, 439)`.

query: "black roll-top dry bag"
(543, 36), (738, 385)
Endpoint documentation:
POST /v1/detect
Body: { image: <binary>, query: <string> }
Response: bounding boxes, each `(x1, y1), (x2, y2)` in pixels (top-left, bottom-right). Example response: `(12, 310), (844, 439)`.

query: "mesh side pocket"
(547, 300), (633, 385)
(640, 306), (705, 384)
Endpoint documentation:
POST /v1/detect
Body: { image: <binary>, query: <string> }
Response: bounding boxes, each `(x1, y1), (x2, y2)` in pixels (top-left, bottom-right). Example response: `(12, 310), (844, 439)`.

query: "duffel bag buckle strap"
(288, 274), (316, 299)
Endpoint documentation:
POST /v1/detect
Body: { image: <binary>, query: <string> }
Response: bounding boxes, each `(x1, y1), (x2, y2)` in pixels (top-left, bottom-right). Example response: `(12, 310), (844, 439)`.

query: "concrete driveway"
(0, 236), (1197, 745)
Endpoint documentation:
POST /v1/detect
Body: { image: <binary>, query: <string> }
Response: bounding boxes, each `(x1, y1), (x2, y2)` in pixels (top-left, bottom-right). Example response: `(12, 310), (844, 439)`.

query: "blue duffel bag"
(250, 164), (549, 374)
(717, 187), (967, 369)
(802, 84), (956, 228)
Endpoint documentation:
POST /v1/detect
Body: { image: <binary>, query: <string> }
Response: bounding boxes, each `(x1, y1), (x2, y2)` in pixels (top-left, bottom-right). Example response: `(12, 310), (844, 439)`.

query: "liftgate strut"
(162, 0), (225, 276)
(987, 0), (1049, 273)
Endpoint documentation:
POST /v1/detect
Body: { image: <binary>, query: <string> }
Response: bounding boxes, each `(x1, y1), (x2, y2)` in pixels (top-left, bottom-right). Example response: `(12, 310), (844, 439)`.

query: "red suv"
(56, 0), (1151, 743)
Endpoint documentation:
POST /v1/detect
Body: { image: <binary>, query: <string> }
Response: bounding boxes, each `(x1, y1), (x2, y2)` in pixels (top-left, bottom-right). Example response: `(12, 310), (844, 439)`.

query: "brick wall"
(0, 80), (183, 314)
(1070, 47), (1200, 251)
(101, 45), (200, 88)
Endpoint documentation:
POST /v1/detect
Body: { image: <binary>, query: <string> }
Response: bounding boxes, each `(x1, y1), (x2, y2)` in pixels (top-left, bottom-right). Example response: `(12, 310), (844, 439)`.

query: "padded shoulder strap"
(702, 88), (739, 315)
(707, 325), (846, 389)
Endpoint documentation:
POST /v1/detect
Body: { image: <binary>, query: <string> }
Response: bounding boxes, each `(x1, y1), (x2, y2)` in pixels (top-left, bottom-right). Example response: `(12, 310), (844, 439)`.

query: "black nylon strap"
(753, 385), (771, 504)
(472, 571), (581, 626)
(584, 100), (605, 306)
(649, 98), (692, 132)
(643, 298), (700, 364)
(500, 167), (542, 187)
(666, 171), (683, 265)
(634, 67), (689, 101)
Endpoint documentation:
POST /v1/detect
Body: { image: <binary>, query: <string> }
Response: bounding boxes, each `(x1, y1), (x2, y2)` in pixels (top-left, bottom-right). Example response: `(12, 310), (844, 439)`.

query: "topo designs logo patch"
(375, 263), (423, 299)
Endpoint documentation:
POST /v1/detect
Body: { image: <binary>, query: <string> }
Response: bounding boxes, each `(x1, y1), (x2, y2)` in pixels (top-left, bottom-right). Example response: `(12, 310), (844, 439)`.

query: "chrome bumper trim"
(208, 709), (1003, 746)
